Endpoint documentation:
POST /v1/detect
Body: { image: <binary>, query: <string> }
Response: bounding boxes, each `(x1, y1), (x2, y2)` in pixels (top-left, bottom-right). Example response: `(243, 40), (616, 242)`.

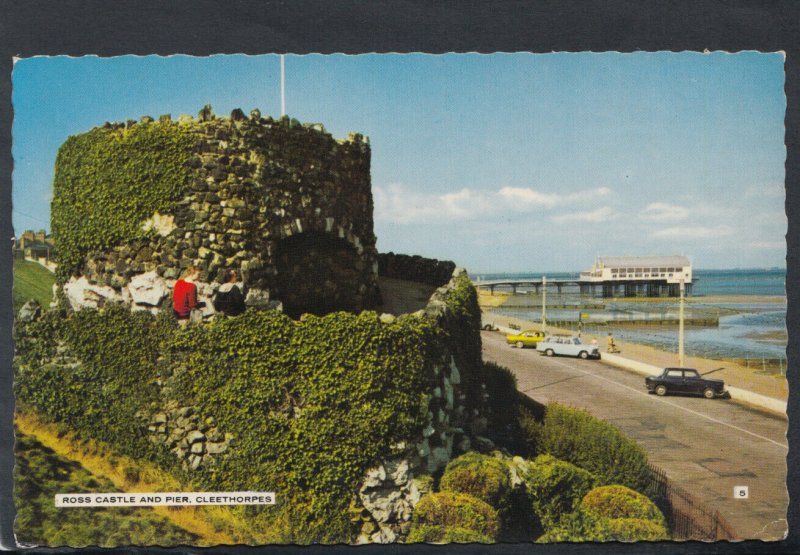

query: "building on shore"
(578, 255), (693, 297)
(13, 229), (57, 269)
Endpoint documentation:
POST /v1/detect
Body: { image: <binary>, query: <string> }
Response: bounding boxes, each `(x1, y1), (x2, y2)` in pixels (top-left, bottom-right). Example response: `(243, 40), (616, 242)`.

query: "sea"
(473, 269), (787, 362)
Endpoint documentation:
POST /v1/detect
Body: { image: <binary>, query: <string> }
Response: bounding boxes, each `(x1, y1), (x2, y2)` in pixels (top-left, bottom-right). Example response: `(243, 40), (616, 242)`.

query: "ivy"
(51, 122), (198, 281)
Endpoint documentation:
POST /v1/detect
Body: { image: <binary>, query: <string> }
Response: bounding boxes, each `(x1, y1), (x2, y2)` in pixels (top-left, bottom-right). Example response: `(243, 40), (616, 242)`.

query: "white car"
(536, 336), (600, 359)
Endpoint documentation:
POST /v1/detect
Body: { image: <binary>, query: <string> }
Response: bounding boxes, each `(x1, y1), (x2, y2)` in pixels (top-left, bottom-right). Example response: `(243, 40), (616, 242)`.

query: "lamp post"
(542, 275), (547, 334)
(678, 278), (685, 366)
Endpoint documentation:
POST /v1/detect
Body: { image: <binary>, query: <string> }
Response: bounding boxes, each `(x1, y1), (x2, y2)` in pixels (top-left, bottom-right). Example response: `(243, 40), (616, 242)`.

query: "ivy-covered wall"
(53, 107), (379, 317)
(15, 269), (485, 544)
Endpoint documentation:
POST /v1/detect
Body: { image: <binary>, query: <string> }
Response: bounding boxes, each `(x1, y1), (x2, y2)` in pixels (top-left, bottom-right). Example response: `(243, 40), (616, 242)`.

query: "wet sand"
(482, 309), (788, 402)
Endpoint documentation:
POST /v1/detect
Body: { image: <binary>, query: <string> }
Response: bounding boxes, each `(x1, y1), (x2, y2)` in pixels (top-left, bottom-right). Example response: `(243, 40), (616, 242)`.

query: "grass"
(13, 258), (56, 313)
(15, 410), (247, 546)
(14, 432), (199, 547)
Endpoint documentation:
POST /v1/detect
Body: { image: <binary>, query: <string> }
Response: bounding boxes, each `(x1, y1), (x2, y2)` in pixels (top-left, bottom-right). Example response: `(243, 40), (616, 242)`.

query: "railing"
(647, 464), (739, 541)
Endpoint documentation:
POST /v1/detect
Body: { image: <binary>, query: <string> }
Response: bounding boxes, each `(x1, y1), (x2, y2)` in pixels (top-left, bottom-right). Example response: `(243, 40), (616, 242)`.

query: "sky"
(11, 52), (786, 272)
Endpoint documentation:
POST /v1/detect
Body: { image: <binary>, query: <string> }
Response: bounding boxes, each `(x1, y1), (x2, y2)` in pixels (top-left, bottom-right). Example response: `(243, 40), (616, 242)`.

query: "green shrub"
(439, 452), (511, 512)
(580, 485), (666, 527)
(522, 454), (597, 530)
(409, 491), (500, 541)
(536, 512), (668, 543)
(599, 517), (669, 541)
(51, 121), (198, 280)
(534, 403), (654, 497)
(406, 524), (493, 544)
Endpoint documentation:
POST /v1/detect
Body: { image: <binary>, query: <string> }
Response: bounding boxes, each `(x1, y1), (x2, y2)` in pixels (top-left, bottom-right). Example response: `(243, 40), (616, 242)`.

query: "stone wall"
(377, 252), (456, 287)
(353, 268), (486, 543)
(59, 108), (379, 318)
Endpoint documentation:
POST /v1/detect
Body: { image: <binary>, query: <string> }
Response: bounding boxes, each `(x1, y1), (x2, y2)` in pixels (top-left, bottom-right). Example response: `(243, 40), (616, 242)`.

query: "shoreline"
(481, 308), (787, 402)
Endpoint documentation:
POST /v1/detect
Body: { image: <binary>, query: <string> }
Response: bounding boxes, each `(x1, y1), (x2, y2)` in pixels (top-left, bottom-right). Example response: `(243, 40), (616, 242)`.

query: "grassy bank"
(13, 259), (55, 313)
(15, 411), (256, 546)
(14, 432), (198, 547)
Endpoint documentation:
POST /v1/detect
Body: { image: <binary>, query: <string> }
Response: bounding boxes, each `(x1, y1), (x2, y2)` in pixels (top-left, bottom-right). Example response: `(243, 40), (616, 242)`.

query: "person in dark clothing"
(214, 269), (246, 316)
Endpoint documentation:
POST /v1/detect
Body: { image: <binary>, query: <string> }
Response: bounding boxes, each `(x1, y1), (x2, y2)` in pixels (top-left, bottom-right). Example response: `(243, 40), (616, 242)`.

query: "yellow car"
(506, 330), (546, 348)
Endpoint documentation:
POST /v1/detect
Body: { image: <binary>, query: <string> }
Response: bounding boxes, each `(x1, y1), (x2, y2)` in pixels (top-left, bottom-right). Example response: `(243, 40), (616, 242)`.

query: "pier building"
(579, 255), (693, 297)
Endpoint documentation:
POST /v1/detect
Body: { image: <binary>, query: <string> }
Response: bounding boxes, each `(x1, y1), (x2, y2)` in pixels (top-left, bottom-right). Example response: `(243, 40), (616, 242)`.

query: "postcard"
(10, 52), (787, 547)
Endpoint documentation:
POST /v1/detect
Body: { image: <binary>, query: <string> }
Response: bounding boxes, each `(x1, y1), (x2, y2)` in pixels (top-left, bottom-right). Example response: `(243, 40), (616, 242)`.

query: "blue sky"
(12, 53), (786, 272)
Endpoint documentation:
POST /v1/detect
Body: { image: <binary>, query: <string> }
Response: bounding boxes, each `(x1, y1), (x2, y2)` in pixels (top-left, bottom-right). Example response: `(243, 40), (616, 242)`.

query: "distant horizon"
(469, 266), (786, 276)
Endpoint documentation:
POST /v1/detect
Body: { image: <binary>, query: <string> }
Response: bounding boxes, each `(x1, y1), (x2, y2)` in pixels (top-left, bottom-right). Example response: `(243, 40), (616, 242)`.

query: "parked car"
(506, 330), (546, 348)
(536, 336), (600, 359)
(482, 322), (499, 331)
(645, 367), (726, 399)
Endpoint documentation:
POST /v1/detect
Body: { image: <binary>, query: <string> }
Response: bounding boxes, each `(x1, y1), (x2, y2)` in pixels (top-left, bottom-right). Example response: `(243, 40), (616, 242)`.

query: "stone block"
(186, 430), (206, 444)
(127, 271), (168, 306)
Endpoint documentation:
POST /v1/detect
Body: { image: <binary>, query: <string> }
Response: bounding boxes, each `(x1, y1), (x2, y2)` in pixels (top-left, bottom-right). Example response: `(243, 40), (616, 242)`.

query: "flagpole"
(280, 55), (286, 117)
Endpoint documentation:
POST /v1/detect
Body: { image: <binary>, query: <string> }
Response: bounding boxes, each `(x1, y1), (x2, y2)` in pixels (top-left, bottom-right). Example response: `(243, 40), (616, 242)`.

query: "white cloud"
(638, 202), (689, 222)
(374, 183), (612, 224)
(551, 206), (613, 223)
(650, 225), (734, 239)
(748, 241), (785, 249)
(744, 181), (785, 199)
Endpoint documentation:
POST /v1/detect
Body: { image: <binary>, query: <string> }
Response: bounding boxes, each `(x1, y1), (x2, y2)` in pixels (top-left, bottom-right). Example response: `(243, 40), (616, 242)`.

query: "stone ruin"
(44, 107), (495, 543)
(60, 107), (380, 319)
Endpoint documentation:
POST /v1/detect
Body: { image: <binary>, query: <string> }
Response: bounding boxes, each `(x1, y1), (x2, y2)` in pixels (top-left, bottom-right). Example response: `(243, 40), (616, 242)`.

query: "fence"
(647, 464), (739, 541)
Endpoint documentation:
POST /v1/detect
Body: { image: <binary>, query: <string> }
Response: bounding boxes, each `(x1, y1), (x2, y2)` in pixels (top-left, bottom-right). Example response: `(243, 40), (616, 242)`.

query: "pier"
(475, 278), (693, 298)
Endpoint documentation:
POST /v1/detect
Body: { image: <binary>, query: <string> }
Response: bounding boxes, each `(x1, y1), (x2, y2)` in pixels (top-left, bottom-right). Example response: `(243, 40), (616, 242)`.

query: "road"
(481, 330), (788, 541)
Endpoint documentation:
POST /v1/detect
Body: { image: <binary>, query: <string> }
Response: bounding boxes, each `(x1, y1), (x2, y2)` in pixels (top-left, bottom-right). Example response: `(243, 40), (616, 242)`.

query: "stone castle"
(62, 106), (380, 319)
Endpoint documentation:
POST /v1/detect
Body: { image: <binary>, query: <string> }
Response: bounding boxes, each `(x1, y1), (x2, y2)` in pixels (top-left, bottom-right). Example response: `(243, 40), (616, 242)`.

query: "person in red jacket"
(173, 266), (201, 320)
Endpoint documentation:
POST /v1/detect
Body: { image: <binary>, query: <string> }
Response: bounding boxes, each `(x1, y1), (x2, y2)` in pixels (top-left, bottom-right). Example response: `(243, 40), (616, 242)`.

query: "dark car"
(645, 367), (726, 399)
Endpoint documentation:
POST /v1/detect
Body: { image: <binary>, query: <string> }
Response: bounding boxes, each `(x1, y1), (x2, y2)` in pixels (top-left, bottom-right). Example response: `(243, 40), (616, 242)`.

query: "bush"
(598, 517), (669, 541)
(536, 512), (668, 543)
(534, 403), (654, 496)
(580, 485), (666, 527)
(439, 452), (511, 512)
(522, 454), (597, 530)
(406, 525), (493, 544)
(409, 491), (500, 541)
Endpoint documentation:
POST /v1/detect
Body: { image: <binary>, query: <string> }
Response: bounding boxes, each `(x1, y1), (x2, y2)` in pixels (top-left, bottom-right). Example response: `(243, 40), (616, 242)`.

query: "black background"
(0, 1), (798, 553)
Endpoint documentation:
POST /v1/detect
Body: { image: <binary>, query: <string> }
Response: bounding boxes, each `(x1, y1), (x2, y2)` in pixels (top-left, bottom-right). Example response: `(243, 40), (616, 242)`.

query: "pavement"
(481, 330), (789, 540)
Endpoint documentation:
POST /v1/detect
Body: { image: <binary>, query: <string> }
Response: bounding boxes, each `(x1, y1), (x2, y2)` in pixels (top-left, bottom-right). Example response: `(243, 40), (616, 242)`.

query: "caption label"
(733, 486), (749, 499)
(55, 492), (275, 507)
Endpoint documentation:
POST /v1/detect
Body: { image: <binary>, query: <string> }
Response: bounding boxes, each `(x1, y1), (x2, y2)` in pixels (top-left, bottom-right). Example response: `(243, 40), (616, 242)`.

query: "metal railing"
(647, 464), (739, 541)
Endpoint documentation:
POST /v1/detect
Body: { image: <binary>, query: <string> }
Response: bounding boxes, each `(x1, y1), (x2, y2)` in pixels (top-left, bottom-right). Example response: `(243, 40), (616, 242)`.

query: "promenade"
(482, 309), (788, 409)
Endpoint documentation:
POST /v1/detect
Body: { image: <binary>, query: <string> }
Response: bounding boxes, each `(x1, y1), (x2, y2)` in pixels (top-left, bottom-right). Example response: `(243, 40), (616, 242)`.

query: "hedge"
(51, 121), (198, 280)
(580, 485), (666, 528)
(522, 454), (598, 530)
(406, 525), (493, 544)
(439, 452), (511, 515)
(408, 491), (500, 541)
(537, 513), (668, 543)
(533, 403), (654, 496)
